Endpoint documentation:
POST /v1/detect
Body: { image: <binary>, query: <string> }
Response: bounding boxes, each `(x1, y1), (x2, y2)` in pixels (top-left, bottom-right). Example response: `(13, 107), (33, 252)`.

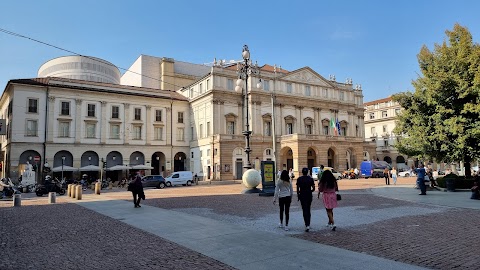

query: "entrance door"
(308, 159), (315, 174)
(236, 160), (243, 179)
(287, 159), (293, 171)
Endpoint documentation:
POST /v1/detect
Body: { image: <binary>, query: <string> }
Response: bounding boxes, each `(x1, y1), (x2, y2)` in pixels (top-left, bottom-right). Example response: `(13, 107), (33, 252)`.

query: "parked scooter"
(35, 176), (66, 196)
(0, 178), (21, 199)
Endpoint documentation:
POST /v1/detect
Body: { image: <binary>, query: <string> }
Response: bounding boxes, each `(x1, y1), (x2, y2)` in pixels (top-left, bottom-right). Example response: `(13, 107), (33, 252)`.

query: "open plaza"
(1, 177), (479, 270)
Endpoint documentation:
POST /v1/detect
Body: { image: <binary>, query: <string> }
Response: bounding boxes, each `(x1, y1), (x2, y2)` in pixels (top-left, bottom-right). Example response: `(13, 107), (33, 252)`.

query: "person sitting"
(471, 181), (479, 200)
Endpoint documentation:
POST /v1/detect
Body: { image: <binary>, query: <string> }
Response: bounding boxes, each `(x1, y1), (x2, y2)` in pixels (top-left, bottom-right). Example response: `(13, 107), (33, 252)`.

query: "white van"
(165, 171), (193, 187)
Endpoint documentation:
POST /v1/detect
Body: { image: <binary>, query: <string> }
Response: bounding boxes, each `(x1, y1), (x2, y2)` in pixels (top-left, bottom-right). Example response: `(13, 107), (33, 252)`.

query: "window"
(199, 83), (203, 94)
(178, 112), (184, 123)
(305, 124), (312, 135)
(371, 127), (376, 136)
(133, 126), (141, 140)
(189, 88), (193, 98)
(191, 126), (194, 140)
(177, 128), (184, 141)
(263, 80), (270, 91)
(266, 149), (271, 155)
(384, 140), (389, 147)
(339, 92), (345, 101)
(61, 101), (70, 115)
(26, 120), (38, 136)
(111, 106), (119, 119)
(207, 149), (210, 156)
(155, 110), (162, 122)
(382, 111), (388, 118)
(395, 108), (401, 115)
(286, 123), (293, 134)
(191, 152), (194, 158)
(206, 79), (210, 90)
(87, 104), (95, 117)
(227, 79), (234, 90)
(199, 124), (203, 138)
(154, 127), (163, 140)
(287, 83), (292, 93)
(86, 123), (96, 138)
(110, 124), (120, 139)
(227, 121), (235, 134)
(305, 85), (311, 96)
(59, 122), (70, 137)
(369, 112), (375, 119)
(323, 88), (328, 98)
(28, 99), (38, 113)
(323, 126), (329, 135)
(341, 127), (347, 136)
(264, 121), (271, 136)
(206, 122), (211, 136)
(134, 108), (141, 120)
(383, 125), (387, 133)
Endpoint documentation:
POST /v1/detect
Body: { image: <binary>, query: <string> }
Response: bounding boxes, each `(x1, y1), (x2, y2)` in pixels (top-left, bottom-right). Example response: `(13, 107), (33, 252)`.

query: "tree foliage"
(393, 24), (480, 176)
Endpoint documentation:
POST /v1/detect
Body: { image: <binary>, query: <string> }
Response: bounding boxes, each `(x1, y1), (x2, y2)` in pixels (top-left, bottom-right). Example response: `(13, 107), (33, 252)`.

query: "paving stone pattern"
(295, 195), (480, 270)
(0, 203), (234, 270)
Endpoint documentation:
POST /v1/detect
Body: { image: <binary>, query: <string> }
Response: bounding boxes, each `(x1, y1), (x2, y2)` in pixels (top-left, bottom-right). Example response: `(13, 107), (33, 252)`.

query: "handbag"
(336, 193), (342, 201)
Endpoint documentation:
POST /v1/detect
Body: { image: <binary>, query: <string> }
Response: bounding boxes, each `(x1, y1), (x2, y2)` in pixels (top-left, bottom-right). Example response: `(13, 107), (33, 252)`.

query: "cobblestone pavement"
(0, 203), (234, 270)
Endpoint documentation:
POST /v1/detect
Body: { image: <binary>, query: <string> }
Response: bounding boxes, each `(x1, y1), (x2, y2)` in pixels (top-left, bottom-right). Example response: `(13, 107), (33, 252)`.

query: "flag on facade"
(330, 117), (335, 135)
(336, 118), (341, 136)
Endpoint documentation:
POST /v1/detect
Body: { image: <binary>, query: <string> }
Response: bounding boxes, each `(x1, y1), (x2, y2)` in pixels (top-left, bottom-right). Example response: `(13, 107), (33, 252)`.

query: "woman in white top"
(391, 167), (398, 185)
(273, 170), (293, 231)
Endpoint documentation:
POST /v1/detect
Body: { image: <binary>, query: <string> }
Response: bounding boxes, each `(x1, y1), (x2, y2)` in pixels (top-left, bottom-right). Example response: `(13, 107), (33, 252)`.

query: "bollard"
(71, 185), (77, 198)
(48, 192), (56, 204)
(23, 187), (28, 193)
(75, 185), (82, 200)
(95, 182), (101, 195)
(91, 183), (95, 190)
(12, 194), (21, 207)
(108, 182), (113, 190)
(67, 184), (72, 197)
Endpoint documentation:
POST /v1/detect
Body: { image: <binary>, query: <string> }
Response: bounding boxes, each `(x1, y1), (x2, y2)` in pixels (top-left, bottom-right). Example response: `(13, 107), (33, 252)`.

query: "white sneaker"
(331, 225), (336, 231)
(305, 226), (310, 232)
(284, 226), (289, 231)
(278, 223), (283, 228)
(326, 223), (331, 227)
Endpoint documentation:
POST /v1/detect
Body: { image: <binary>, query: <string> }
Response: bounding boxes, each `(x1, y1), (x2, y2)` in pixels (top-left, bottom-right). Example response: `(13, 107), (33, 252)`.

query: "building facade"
(363, 96), (411, 169)
(0, 77), (190, 181)
(180, 64), (370, 180)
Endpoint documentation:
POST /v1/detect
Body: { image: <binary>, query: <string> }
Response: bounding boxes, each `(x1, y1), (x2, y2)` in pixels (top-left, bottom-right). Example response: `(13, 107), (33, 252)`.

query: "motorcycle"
(35, 176), (66, 196)
(0, 179), (21, 199)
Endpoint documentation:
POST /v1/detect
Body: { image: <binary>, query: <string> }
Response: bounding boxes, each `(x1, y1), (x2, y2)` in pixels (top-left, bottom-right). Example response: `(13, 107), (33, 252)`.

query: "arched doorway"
(106, 151), (123, 182)
(307, 148), (316, 174)
(280, 147), (294, 171)
(384, 156), (392, 164)
(129, 151), (144, 165)
(233, 147), (244, 180)
(327, 148), (335, 168)
(152, 152), (166, 175)
(174, 152), (187, 172)
(53, 150), (74, 180)
(396, 155), (405, 164)
(81, 151), (99, 166)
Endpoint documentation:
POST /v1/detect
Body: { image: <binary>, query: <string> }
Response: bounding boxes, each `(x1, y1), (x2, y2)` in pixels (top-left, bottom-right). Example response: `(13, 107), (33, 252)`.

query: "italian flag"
(330, 117), (337, 135)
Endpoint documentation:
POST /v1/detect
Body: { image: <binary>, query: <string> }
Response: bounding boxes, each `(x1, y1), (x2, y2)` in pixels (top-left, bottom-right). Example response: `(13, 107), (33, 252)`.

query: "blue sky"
(1, 0), (480, 101)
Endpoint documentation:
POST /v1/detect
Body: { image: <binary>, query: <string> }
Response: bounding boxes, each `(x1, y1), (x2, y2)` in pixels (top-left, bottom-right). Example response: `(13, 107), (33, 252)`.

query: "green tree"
(393, 24), (480, 177)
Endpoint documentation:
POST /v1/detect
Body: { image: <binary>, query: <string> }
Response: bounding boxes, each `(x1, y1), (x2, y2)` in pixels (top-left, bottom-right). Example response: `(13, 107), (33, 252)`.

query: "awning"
(79, 165), (101, 171)
(52, 165), (78, 172)
(107, 165), (132, 171)
(131, 164), (154, 170)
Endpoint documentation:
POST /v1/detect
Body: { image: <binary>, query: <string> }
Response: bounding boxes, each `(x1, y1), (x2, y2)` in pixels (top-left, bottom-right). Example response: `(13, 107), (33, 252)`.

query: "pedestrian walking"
(296, 167), (315, 232)
(128, 172), (145, 207)
(318, 170), (338, 231)
(415, 164), (427, 195)
(273, 170), (293, 231)
(391, 167), (398, 185)
(470, 181), (479, 200)
(288, 168), (295, 181)
(383, 167), (390, 185)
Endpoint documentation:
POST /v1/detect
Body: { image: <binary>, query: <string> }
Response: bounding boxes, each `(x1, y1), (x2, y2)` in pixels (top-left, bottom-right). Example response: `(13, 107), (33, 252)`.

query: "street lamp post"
(61, 156), (65, 182)
(235, 45), (262, 170)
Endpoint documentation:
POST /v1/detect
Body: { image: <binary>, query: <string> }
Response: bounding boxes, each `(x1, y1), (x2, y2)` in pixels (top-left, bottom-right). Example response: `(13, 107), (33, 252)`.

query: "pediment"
(280, 67), (334, 87)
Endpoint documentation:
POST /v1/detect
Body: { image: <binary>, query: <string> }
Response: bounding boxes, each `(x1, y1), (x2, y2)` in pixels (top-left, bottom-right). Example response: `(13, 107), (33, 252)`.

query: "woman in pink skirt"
(317, 170), (338, 231)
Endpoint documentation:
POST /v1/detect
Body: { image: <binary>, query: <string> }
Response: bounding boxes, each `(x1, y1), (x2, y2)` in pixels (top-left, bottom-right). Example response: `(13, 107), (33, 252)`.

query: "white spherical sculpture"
(242, 169), (261, 188)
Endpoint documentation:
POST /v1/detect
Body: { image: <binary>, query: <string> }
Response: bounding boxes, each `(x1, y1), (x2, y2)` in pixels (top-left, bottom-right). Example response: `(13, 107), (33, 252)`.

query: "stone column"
(74, 99), (83, 144)
(100, 101), (107, 144)
(277, 104), (283, 136)
(124, 103), (130, 144)
(146, 105), (151, 145)
(47, 96), (55, 142)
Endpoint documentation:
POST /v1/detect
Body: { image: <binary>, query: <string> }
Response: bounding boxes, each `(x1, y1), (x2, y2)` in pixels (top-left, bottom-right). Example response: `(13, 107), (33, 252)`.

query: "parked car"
(399, 171), (415, 177)
(164, 171), (194, 187)
(323, 167), (342, 180)
(141, 175), (167, 189)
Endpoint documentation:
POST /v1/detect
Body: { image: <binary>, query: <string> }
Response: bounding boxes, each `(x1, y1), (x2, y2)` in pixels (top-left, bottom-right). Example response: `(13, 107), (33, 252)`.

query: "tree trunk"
(464, 161), (471, 178)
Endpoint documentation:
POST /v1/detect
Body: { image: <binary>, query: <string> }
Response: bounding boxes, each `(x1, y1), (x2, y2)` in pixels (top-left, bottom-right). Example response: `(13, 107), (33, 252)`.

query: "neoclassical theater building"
(0, 54), (374, 181)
